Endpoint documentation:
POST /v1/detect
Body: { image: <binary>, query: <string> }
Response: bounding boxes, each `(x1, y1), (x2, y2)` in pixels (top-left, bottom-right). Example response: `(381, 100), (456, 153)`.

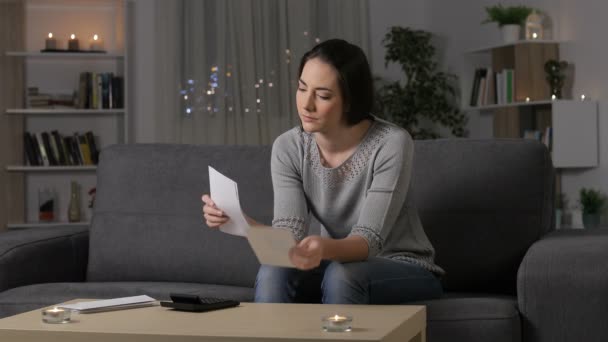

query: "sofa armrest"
(517, 229), (608, 342)
(0, 226), (89, 292)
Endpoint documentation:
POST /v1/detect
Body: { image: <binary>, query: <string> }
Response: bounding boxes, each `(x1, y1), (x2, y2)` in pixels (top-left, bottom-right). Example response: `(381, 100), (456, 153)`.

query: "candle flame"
(50, 307), (62, 312)
(93, 34), (98, 40)
(70, 34), (76, 39)
(48, 32), (53, 38)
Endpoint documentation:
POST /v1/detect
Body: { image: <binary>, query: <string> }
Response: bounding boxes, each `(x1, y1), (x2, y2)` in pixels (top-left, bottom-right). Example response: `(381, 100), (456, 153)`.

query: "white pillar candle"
(68, 34), (80, 51)
(45, 32), (57, 50)
(89, 34), (105, 51)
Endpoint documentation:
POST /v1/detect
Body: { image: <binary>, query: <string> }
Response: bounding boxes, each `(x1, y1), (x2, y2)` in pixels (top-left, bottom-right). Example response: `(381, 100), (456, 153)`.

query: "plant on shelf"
(374, 26), (467, 139)
(544, 59), (568, 99)
(482, 4), (535, 43)
(482, 4), (534, 27)
(579, 188), (606, 229)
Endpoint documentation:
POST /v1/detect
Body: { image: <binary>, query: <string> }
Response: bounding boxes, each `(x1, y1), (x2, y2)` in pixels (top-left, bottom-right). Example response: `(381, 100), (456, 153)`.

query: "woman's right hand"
(201, 194), (229, 228)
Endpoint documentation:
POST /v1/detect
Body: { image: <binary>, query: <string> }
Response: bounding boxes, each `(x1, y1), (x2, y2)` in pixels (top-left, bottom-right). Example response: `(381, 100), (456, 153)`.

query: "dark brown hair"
(298, 39), (373, 126)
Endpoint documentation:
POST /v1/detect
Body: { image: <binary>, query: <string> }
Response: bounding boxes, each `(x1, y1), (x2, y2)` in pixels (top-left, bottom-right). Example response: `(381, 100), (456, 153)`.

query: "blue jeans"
(254, 257), (443, 304)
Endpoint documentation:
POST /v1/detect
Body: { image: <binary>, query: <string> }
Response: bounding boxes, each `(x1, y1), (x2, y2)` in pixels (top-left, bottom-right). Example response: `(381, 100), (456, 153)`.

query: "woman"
(202, 39), (443, 304)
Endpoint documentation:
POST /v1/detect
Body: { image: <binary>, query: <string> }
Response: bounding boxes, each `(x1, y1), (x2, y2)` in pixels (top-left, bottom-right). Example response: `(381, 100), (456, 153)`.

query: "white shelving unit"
(463, 100), (554, 111)
(6, 108), (124, 115)
(463, 40), (598, 169)
(3, 0), (128, 230)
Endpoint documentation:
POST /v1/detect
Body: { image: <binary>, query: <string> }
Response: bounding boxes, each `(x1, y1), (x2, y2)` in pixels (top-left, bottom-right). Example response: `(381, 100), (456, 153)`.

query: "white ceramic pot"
(501, 24), (521, 43)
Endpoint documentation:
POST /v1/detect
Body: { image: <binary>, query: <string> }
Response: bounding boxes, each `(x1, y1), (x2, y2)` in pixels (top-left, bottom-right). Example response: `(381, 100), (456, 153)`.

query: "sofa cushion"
(88, 144), (272, 286)
(422, 295), (521, 342)
(0, 281), (254, 319)
(411, 139), (554, 294)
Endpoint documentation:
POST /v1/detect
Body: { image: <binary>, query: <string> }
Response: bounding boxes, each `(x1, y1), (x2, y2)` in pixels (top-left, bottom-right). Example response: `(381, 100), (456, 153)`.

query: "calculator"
(160, 293), (240, 312)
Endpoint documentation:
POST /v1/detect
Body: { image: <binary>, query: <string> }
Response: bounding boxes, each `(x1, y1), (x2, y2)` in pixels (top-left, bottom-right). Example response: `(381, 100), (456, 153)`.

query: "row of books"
(77, 72), (124, 109)
(23, 131), (99, 167)
(523, 127), (552, 149)
(470, 68), (515, 107)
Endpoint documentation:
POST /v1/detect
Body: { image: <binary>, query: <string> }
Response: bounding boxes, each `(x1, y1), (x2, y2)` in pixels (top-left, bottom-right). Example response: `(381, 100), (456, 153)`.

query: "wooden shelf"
(466, 40), (565, 54)
(5, 51), (124, 59)
(6, 108), (124, 115)
(7, 221), (90, 229)
(6, 165), (97, 172)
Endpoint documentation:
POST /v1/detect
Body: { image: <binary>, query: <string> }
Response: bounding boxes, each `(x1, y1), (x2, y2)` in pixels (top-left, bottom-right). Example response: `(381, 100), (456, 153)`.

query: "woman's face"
(296, 57), (345, 134)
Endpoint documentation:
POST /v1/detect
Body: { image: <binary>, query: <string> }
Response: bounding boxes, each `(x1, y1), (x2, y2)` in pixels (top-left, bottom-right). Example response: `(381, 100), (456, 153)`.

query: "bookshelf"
(464, 40), (598, 169)
(2, 0), (128, 230)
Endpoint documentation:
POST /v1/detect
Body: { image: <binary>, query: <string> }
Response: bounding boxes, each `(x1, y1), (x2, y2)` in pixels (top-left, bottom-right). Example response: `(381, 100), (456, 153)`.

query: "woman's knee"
(254, 265), (293, 302)
(321, 262), (368, 304)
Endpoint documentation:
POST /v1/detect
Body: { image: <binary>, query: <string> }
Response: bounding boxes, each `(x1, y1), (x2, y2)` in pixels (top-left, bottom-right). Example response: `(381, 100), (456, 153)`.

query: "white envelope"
(246, 226), (295, 268)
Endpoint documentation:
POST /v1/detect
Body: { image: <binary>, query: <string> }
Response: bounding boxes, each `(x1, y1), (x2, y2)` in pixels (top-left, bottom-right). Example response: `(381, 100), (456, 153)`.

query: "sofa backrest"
(410, 139), (554, 295)
(87, 144), (273, 287)
(88, 139), (554, 294)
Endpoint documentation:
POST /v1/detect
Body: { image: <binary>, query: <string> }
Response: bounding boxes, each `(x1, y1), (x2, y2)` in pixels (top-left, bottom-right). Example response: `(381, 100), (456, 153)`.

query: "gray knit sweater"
(271, 118), (444, 276)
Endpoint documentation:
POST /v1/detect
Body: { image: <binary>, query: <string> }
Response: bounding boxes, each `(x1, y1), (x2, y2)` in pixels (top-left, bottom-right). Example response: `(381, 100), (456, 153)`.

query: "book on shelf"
(23, 132), (38, 166)
(40, 132), (58, 166)
(23, 131), (99, 167)
(469, 67), (515, 106)
(26, 87), (76, 109)
(35, 132), (50, 166)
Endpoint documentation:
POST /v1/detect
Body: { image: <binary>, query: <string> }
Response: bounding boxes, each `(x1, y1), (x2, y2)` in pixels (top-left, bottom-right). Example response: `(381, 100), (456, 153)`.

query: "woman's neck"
(314, 119), (372, 163)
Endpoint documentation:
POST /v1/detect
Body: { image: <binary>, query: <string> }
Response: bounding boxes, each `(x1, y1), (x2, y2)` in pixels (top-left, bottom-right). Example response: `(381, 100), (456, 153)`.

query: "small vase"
(501, 25), (521, 43)
(555, 209), (562, 229)
(582, 213), (600, 229)
(68, 181), (81, 222)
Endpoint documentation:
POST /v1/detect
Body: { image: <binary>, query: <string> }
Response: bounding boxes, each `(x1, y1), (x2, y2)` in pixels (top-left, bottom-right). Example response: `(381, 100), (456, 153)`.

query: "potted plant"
(579, 188), (606, 229)
(482, 4), (534, 43)
(374, 27), (467, 139)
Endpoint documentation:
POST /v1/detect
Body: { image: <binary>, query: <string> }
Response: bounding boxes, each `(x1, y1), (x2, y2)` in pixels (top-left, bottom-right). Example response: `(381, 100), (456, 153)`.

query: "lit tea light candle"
(525, 97), (530, 102)
(45, 32), (57, 50)
(68, 34), (79, 51)
(41, 306), (71, 324)
(551, 94), (556, 100)
(321, 314), (353, 332)
(580, 94), (586, 101)
(89, 34), (105, 51)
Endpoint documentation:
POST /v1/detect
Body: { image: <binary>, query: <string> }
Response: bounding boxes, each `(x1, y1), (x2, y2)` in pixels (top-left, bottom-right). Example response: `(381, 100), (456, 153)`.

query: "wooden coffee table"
(0, 300), (426, 342)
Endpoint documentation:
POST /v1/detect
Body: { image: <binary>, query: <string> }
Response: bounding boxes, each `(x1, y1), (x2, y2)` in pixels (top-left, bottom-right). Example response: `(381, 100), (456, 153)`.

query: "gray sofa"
(1, 140), (608, 342)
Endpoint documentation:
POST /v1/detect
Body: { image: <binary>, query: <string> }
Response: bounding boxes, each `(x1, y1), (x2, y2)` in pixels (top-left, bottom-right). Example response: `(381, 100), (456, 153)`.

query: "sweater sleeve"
(270, 130), (310, 241)
(348, 130), (414, 257)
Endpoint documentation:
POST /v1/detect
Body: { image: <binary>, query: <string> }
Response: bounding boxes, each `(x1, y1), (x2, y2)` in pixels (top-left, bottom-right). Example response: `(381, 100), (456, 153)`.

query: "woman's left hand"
(289, 235), (324, 270)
